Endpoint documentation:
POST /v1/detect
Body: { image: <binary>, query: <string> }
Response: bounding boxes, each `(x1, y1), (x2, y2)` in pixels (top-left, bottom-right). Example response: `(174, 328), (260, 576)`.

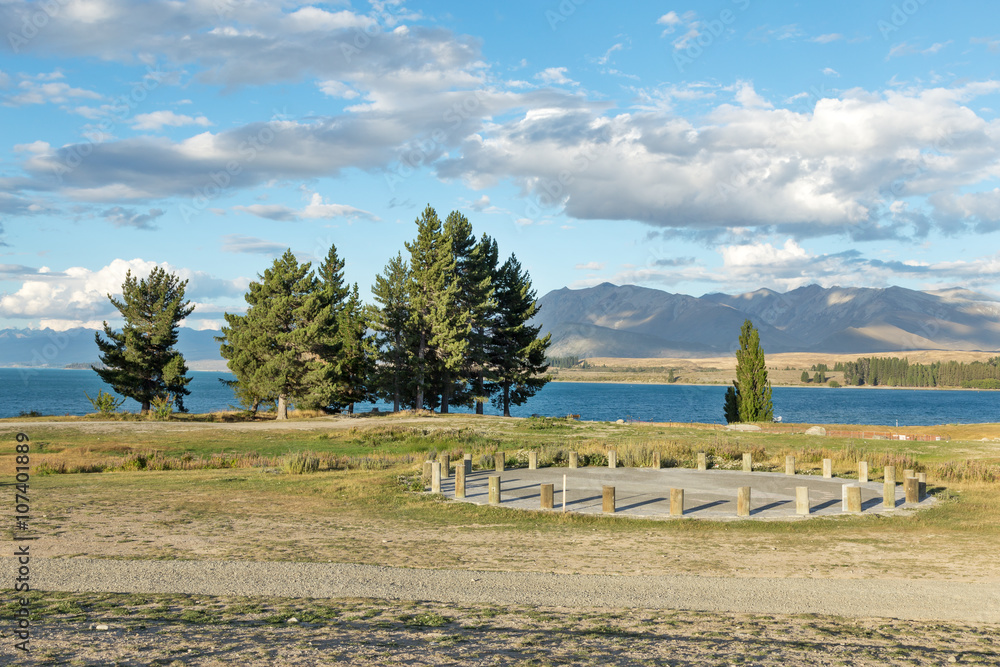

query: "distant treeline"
(547, 355), (589, 369)
(835, 357), (1000, 389)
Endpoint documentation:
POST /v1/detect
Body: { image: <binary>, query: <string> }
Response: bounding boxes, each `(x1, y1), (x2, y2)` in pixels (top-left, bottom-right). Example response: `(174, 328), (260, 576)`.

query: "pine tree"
(488, 254), (551, 417)
(723, 385), (739, 424)
(800, 370), (810, 383)
(370, 252), (411, 412)
(94, 267), (194, 414)
(329, 284), (375, 414)
(405, 206), (469, 411)
(218, 250), (318, 420)
(726, 319), (773, 423)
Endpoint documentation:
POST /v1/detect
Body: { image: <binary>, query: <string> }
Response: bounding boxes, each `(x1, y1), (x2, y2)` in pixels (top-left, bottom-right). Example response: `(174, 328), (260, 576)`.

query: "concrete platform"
(436, 467), (934, 520)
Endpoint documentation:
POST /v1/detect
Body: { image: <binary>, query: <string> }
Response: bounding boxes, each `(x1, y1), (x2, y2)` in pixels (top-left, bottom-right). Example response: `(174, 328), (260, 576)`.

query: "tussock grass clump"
(280, 451), (321, 474)
(933, 459), (1000, 484)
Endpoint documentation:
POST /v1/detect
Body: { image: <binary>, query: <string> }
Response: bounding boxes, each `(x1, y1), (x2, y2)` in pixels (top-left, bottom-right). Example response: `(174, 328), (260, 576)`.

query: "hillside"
(535, 283), (1000, 358)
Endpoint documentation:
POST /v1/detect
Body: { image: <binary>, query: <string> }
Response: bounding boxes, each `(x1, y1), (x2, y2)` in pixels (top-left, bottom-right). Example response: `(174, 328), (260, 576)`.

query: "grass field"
(4, 412), (1000, 664)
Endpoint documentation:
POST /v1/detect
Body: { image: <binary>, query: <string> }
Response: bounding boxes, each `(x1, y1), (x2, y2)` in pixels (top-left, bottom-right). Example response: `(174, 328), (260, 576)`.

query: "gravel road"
(28, 557), (1000, 623)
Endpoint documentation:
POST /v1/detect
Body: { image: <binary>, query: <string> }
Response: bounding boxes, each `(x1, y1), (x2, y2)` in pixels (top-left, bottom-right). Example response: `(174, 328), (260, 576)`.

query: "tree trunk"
(348, 403), (354, 415)
(475, 371), (484, 415)
(276, 394), (288, 420)
(415, 333), (425, 410)
(503, 384), (511, 417)
(440, 373), (450, 414)
(141, 400), (150, 414)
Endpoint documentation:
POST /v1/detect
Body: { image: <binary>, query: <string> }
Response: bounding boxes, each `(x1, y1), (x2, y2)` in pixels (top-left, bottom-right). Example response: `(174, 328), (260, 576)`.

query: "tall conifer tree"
(370, 252), (411, 411)
(94, 267), (194, 414)
(219, 250), (317, 420)
(725, 319), (773, 423)
(488, 254), (551, 416)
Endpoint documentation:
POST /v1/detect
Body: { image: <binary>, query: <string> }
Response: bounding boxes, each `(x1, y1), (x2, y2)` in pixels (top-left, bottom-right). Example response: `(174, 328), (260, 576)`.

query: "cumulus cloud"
(3, 76), (102, 106)
(436, 80), (1000, 241)
(535, 67), (576, 86)
(0, 258), (246, 326)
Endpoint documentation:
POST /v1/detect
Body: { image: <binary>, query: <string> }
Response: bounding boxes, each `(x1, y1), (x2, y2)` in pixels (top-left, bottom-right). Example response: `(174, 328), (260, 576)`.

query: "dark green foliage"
(547, 355), (581, 369)
(405, 206), (470, 411)
(93, 267), (194, 413)
(370, 252), (411, 411)
(488, 254), (551, 417)
(723, 385), (739, 424)
(800, 370), (810, 383)
(84, 389), (125, 416)
(841, 355), (1000, 388)
(218, 250), (319, 420)
(725, 319), (773, 423)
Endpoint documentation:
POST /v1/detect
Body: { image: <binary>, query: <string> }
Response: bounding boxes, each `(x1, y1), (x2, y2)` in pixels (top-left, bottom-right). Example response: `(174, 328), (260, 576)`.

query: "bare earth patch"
(3, 594), (998, 666)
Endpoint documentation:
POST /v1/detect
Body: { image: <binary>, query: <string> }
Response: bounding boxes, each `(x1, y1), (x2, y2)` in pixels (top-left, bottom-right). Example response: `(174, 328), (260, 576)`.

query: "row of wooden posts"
(422, 451), (928, 516)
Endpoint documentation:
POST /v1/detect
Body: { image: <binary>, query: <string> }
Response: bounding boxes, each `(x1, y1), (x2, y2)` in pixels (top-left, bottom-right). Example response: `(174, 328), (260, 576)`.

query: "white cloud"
(822, 67), (840, 77)
(234, 193), (380, 222)
(318, 80), (360, 99)
(3, 77), (102, 106)
(812, 33), (843, 44)
(0, 258), (246, 326)
(721, 239), (810, 269)
(220, 234), (287, 255)
(575, 261), (605, 271)
(131, 111), (212, 131)
(535, 67), (576, 86)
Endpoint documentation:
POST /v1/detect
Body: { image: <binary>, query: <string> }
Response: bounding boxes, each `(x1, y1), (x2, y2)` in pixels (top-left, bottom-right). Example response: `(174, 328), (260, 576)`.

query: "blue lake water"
(1, 369), (998, 426)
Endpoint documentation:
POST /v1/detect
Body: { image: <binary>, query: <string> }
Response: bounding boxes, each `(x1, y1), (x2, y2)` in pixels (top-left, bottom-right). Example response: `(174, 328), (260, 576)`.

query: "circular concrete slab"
(437, 466), (934, 520)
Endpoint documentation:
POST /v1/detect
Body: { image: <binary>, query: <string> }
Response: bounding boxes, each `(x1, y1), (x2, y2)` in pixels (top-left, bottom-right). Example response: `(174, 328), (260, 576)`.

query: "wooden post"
(697, 453), (707, 470)
(494, 452), (505, 473)
(742, 452), (752, 472)
(489, 475), (501, 504)
(422, 460), (433, 487)
(602, 486), (615, 513)
(737, 486), (751, 517)
(562, 474), (567, 512)
(785, 456), (795, 475)
(441, 453), (450, 479)
(883, 478), (895, 509)
(608, 450), (617, 469)
(884, 465), (895, 484)
(528, 451), (538, 470)
(540, 483), (554, 509)
(463, 453), (472, 477)
(569, 451), (579, 468)
(455, 464), (466, 499)
(904, 477), (919, 504)
(431, 461), (442, 494)
(845, 485), (862, 513)
(858, 461), (869, 483)
(670, 488), (684, 517)
(795, 486), (810, 515)
(822, 459), (832, 478)
(918, 472), (927, 483)
(652, 451), (661, 469)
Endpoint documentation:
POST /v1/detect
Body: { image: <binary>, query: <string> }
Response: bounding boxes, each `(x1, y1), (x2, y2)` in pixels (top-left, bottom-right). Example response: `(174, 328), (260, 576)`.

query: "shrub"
(280, 451), (321, 474)
(84, 390), (125, 416)
(149, 394), (174, 421)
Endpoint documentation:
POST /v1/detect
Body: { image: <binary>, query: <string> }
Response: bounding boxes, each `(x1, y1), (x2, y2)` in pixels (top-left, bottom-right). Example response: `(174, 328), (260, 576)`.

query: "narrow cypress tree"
(727, 319), (773, 423)
(488, 254), (551, 417)
(370, 252), (411, 412)
(723, 385), (739, 424)
(94, 267), (194, 413)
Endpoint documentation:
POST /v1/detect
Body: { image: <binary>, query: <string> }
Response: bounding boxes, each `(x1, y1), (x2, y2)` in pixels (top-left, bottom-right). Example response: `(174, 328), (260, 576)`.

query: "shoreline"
(548, 378), (998, 391)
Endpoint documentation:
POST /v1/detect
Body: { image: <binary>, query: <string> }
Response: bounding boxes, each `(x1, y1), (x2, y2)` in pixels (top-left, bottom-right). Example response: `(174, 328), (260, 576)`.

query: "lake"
(2, 369), (998, 426)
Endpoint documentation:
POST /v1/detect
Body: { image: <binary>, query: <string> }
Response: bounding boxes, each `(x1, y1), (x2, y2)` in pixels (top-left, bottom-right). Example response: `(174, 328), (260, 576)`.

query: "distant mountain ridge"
(0, 327), (224, 369)
(534, 283), (1000, 358)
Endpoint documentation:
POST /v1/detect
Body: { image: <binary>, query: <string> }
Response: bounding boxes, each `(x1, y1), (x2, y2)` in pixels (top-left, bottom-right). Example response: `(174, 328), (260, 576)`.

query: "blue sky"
(2, 0), (1000, 330)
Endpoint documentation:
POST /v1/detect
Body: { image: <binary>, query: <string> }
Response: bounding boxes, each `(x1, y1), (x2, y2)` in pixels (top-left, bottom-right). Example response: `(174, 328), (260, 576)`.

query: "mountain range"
(533, 283), (1000, 358)
(3, 283), (1000, 367)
